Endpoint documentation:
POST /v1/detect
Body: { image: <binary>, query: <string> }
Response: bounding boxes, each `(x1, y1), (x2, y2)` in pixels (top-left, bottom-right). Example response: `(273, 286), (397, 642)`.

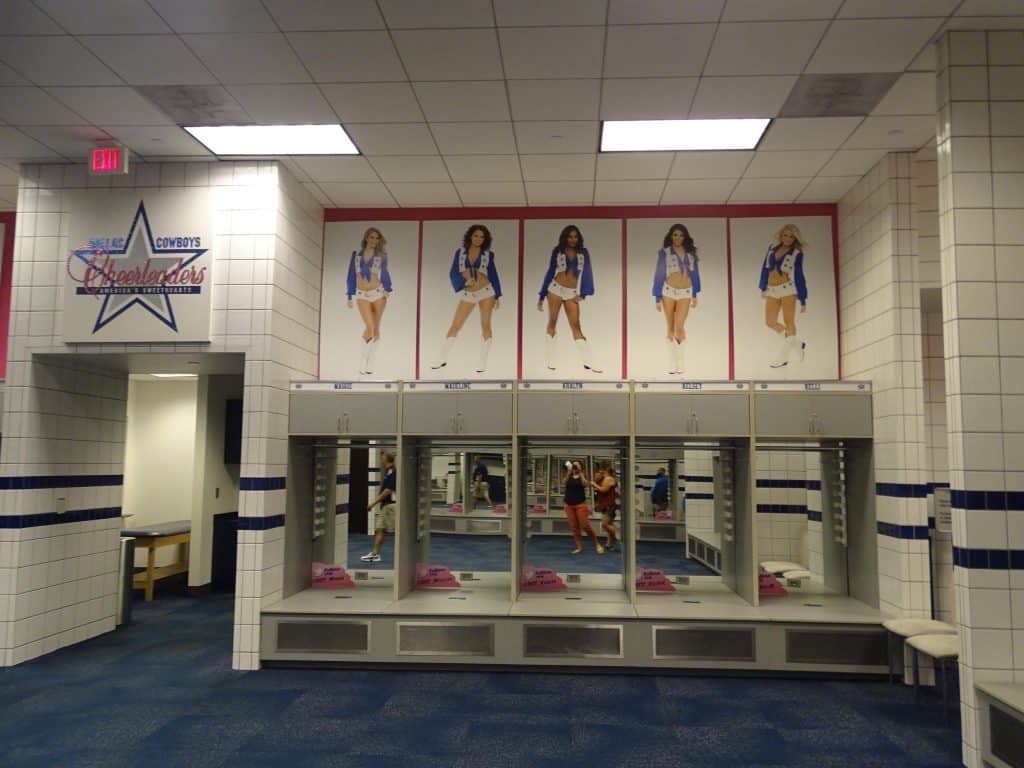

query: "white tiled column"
(935, 29), (1024, 768)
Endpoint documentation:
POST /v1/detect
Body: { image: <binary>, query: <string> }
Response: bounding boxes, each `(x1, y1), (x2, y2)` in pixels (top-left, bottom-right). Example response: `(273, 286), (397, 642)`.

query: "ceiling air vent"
(779, 73), (901, 118)
(135, 85), (252, 125)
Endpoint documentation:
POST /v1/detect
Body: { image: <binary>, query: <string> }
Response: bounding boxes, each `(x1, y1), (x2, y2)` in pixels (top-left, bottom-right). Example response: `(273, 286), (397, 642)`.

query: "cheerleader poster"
(419, 220), (519, 380)
(626, 218), (729, 380)
(522, 219), (623, 380)
(320, 221), (419, 381)
(730, 216), (838, 380)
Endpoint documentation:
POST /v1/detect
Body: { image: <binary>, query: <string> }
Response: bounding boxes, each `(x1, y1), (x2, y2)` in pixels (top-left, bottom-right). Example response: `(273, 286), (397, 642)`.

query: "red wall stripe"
(517, 219), (524, 380)
(726, 216), (735, 381)
(415, 220), (423, 380)
(620, 218), (628, 380)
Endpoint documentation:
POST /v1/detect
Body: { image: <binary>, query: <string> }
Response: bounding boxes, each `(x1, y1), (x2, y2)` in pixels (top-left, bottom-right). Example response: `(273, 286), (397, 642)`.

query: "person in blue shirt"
(652, 223), (701, 376)
(345, 227), (393, 376)
(758, 223), (808, 368)
(361, 450), (396, 563)
(650, 467), (669, 514)
(536, 224), (601, 373)
(431, 224), (503, 374)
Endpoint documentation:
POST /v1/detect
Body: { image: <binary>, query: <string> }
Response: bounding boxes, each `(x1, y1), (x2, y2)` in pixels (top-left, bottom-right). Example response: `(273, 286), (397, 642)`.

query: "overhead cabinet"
(634, 384), (750, 436)
(754, 389), (872, 438)
(289, 386), (398, 435)
(401, 383), (513, 435)
(516, 384), (629, 436)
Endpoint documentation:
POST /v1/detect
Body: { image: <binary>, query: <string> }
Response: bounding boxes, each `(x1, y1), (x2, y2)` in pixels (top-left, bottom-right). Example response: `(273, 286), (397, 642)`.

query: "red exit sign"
(90, 145), (129, 175)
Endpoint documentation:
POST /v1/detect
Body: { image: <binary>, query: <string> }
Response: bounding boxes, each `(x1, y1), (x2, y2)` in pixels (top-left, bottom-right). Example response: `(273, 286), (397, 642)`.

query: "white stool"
(882, 618), (957, 684)
(782, 569), (811, 586)
(760, 561), (804, 575)
(907, 633), (960, 722)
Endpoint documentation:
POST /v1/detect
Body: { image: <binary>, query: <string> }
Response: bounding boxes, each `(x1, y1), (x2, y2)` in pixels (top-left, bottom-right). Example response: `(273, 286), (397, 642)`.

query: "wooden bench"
(122, 520), (191, 601)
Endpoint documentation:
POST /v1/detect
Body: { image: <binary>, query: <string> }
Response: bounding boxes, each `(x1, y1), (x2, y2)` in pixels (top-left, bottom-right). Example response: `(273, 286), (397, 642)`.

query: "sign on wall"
(64, 190), (213, 343)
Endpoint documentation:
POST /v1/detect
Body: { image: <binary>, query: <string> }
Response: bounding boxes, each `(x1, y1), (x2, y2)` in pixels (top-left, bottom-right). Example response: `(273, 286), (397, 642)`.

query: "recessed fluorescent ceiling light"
(151, 373), (198, 378)
(601, 119), (770, 151)
(183, 124), (358, 155)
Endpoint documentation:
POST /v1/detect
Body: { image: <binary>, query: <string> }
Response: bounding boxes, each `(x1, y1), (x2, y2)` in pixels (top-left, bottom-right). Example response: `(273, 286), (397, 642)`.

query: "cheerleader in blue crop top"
(431, 224), (503, 373)
(758, 223), (808, 369)
(345, 227), (393, 376)
(536, 225), (602, 373)
(652, 223), (701, 375)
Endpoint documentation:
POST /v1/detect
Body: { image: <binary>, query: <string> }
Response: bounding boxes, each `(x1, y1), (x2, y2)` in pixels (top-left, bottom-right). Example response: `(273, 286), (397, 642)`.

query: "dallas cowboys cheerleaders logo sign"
(64, 189), (213, 342)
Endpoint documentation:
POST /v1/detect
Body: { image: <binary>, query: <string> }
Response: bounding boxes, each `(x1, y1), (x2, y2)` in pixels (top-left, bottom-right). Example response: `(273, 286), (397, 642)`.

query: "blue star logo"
(71, 201), (208, 334)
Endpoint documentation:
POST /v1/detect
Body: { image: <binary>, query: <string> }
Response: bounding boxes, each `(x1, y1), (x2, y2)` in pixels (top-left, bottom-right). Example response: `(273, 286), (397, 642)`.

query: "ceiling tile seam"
(688, 0), (730, 115)
(793, 2), (845, 80)
(489, 0), (527, 206)
(592, 0), (612, 206)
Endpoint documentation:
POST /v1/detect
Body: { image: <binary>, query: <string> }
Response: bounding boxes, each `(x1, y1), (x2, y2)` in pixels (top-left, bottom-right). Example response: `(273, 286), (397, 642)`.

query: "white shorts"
(546, 281), (579, 301)
(661, 285), (692, 301)
(356, 287), (385, 301)
(459, 284), (496, 304)
(763, 282), (797, 299)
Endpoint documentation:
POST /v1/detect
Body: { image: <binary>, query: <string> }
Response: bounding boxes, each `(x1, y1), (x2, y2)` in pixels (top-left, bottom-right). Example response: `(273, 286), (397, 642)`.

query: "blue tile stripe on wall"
(756, 504), (808, 515)
(237, 515), (285, 531)
(0, 507), (122, 529)
(239, 477), (286, 491)
(0, 474), (123, 490)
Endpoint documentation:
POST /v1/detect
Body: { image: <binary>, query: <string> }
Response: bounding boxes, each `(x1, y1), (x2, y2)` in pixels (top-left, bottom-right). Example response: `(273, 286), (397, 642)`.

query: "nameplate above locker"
(405, 381), (513, 392)
(519, 381), (627, 392)
(754, 381), (871, 392)
(636, 381), (750, 393)
(291, 381), (398, 392)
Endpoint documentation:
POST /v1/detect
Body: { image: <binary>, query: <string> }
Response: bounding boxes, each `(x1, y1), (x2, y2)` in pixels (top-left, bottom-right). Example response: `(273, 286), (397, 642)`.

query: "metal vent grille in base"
(785, 629), (887, 666)
(431, 518), (457, 533)
(524, 624), (623, 658)
(277, 621), (369, 654)
(654, 627), (755, 661)
(397, 622), (494, 656)
(468, 519), (502, 534)
(639, 523), (679, 541)
(992, 705), (1024, 768)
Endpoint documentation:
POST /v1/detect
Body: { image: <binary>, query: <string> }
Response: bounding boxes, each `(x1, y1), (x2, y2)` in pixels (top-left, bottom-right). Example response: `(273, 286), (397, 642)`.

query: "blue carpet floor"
(0, 594), (963, 767)
(347, 534), (716, 576)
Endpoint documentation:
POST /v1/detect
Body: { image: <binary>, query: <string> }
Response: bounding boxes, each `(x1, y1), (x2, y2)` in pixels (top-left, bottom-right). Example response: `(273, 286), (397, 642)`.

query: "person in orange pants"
(563, 460), (604, 555)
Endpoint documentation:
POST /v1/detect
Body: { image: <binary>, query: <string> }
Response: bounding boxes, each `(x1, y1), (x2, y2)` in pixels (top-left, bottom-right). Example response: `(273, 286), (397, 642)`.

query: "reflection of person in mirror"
(537, 225), (601, 373)
(652, 223), (700, 375)
(592, 460), (620, 551)
(431, 224), (503, 374)
(564, 460), (604, 555)
(759, 223), (808, 369)
(472, 459), (492, 508)
(361, 451), (396, 563)
(346, 227), (393, 376)
(651, 467), (669, 515)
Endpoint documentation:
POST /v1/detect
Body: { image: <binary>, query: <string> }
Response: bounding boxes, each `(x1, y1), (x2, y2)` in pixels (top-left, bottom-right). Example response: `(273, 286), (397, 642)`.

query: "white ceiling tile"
(287, 32), (407, 83)
(183, 34), (310, 85)
(0, 62), (29, 85)
(494, 0), (606, 26)
(499, 27), (605, 79)
(301, 181), (332, 206)
(722, 0), (841, 20)
(227, 85), (338, 123)
(413, 82), (510, 122)
(0, 87), (87, 125)
(321, 83), (423, 123)
(908, 43), (937, 71)
(729, 177), (809, 202)
(596, 152), (673, 180)
(456, 181), (526, 205)
(595, 180), (665, 204)
(380, 0), (495, 28)
(507, 80), (601, 121)
(146, 0), (277, 33)
(264, 0), (385, 30)
(608, 0), (725, 24)
(444, 155), (522, 182)
(345, 123), (438, 155)
(515, 121), (598, 154)
(0, 128), (62, 159)
(871, 72), (937, 116)
(278, 156), (312, 181)
(2, 36), (122, 86)
(805, 19), (944, 74)
(432, 122), (516, 155)
(525, 180), (594, 204)
(705, 21), (829, 75)
(35, 0), (172, 33)
(47, 87), (173, 125)
(604, 25), (715, 78)
(387, 181), (460, 206)
(744, 149), (833, 178)
(957, 0), (1024, 14)
(662, 178), (738, 203)
(2, 1), (65, 33)
(393, 30), (504, 80)
(818, 148), (887, 175)
(0, 164), (19, 186)
(758, 117), (863, 150)
(689, 76), (798, 118)
(294, 156), (380, 182)
(941, 16), (1024, 30)
(367, 155), (450, 182)
(319, 182), (396, 206)
(600, 78), (698, 119)
(80, 35), (216, 85)
(669, 150), (753, 178)
(101, 125), (212, 157)
(796, 175), (860, 201)
(0, 187), (17, 207)
(840, 0), (958, 16)
(19, 126), (112, 157)
(841, 115), (937, 149)
(520, 154), (595, 181)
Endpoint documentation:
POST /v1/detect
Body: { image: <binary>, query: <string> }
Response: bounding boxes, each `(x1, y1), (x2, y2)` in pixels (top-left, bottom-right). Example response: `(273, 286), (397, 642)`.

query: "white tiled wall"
(755, 451), (808, 565)
(0, 161), (323, 670)
(682, 450), (713, 534)
(935, 30), (1024, 768)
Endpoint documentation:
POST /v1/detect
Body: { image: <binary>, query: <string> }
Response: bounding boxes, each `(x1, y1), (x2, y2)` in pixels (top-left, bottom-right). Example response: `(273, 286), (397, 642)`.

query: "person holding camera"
(563, 459), (604, 556)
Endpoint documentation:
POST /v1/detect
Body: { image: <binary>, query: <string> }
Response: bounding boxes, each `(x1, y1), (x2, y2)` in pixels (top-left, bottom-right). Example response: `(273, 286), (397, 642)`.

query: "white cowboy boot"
(358, 339), (372, 374)
(545, 334), (557, 370)
(769, 335), (789, 368)
(431, 336), (455, 369)
(365, 339), (379, 375)
(665, 338), (678, 375)
(476, 338), (491, 373)
(789, 335), (806, 363)
(674, 339), (686, 375)
(575, 338), (602, 373)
